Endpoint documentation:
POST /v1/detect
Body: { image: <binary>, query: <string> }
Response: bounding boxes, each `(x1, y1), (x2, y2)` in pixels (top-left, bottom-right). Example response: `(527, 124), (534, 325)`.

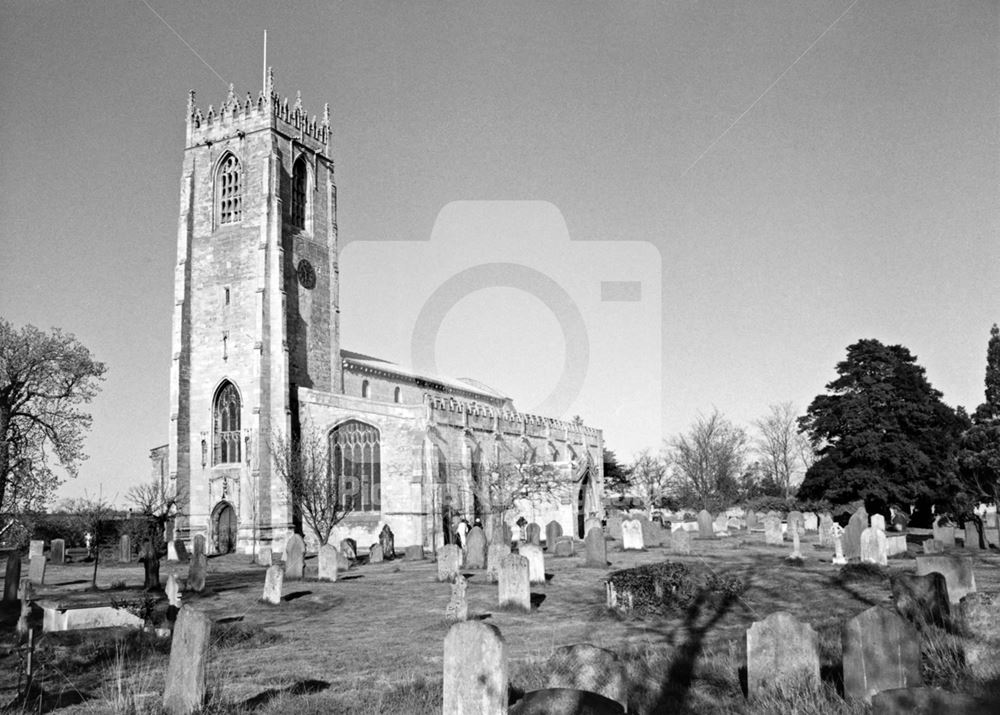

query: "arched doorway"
(212, 501), (237, 554)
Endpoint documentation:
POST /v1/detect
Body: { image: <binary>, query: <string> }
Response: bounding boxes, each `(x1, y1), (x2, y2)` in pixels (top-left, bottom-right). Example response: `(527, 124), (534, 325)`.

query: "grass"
(1, 536), (998, 713)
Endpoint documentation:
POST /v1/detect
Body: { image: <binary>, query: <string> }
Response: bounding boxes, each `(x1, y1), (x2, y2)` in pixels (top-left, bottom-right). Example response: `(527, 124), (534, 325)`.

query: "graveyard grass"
(1, 534), (999, 714)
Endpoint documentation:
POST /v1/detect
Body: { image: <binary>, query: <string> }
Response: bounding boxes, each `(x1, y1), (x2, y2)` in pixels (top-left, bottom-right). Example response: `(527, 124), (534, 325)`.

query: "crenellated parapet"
(424, 395), (602, 443)
(186, 67), (331, 150)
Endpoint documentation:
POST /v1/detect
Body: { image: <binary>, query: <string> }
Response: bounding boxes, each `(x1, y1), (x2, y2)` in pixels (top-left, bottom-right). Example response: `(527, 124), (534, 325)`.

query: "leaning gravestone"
(188, 535), (207, 593)
(340, 538), (358, 561)
(486, 542), (511, 583)
(163, 607), (211, 715)
(545, 520), (562, 551)
(465, 526), (487, 568)
(763, 515), (783, 545)
(584, 527), (607, 567)
(437, 545), (463, 582)
(671, 529), (692, 555)
(379, 524), (396, 559)
(445, 574), (468, 623)
(697, 510), (714, 539)
(915, 555), (977, 605)
(442, 621), (507, 715)
(4, 555), (22, 601)
(262, 565), (283, 605)
(803, 512), (818, 532)
(891, 572), (950, 627)
(50, 539), (65, 565)
(964, 522), (983, 550)
(140, 539), (160, 591)
(842, 606), (923, 703)
(554, 536), (574, 557)
(959, 592), (1000, 679)
(818, 513), (834, 547)
(546, 643), (626, 709)
(746, 611), (820, 696)
(283, 534), (305, 580)
(28, 555), (46, 586)
(621, 519), (644, 551)
(318, 544), (339, 581)
(844, 506), (868, 559)
(498, 554), (531, 612)
(860, 527), (888, 566)
(519, 544), (545, 585)
(923, 539), (945, 554)
(119, 534), (132, 563)
(368, 543), (384, 564)
(932, 517), (955, 546)
(525, 522), (541, 546)
(606, 514), (623, 540)
(28, 540), (44, 560)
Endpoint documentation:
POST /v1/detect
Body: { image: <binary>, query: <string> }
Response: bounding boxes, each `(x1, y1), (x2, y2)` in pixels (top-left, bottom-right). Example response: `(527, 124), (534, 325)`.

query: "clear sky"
(1, 1), (996, 504)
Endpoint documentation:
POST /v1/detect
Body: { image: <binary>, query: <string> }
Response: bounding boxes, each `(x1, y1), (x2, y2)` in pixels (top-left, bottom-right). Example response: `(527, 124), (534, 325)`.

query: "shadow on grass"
(238, 678), (330, 710)
(530, 593), (547, 610)
(283, 591), (312, 602)
(6, 682), (93, 714)
(338, 574), (364, 581)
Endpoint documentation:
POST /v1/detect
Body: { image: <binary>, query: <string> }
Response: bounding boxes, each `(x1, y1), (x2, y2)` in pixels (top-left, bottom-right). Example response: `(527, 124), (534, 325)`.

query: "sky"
(0, 1), (997, 505)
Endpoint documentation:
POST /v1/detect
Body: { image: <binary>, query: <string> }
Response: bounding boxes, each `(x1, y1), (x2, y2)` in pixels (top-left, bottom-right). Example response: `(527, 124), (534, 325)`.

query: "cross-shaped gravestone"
(831, 523), (847, 565)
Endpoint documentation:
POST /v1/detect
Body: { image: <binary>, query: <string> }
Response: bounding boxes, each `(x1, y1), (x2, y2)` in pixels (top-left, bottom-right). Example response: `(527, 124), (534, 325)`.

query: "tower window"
(362, 380), (370, 399)
(330, 421), (381, 512)
(213, 381), (241, 464)
(224, 287), (231, 306)
(218, 153), (243, 225)
(291, 157), (308, 229)
(393, 386), (401, 403)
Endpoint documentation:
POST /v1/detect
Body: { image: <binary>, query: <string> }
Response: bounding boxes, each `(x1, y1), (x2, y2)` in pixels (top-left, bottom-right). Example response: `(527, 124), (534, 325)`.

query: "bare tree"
(57, 494), (116, 589)
(126, 479), (182, 554)
(627, 449), (672, 518)
(670, 410), (748, 510)
(469, 459), (562, 538)
(754, 402), (807, 499)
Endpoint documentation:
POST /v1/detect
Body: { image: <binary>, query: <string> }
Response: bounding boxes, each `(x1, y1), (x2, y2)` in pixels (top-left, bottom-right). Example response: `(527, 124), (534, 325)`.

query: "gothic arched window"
(217, 153), (243, 225)
(291, 157), (308, 228)
(330, 421), (381, 512)
(213, 381), (241, 464)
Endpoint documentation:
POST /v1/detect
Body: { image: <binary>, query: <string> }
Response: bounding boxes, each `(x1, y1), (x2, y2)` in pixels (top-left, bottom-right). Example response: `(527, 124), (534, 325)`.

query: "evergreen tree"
(602, 448), (630, 498)
(958, 324), (1000, 508)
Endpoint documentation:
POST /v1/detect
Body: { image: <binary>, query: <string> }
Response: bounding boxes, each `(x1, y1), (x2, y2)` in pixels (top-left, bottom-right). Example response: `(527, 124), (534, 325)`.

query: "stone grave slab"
(163, 607), (211, 715)
(746, 611), (819, 697)
(369, 544), (384, 564)
(50, 539), (65, 565)
(842, 606), (922, 703)
(445, 574), (468, 623)
(621, 519), (643, 550)
(959, 592), (1000, 679)
(696, 510), (713, 539)
(28, 555), (46, 586)
(42, 603), (145, 632)
(860, 527), (888, 566)
(553, 536), (574, 557)
(443, 621), (507, 715)
(498, 554), (531, 611)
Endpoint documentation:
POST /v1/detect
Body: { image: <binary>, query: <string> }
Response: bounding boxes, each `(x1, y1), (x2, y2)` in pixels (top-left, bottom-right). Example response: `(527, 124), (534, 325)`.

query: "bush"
(607, 561), (746, 616)
(836, 562), (887, 582)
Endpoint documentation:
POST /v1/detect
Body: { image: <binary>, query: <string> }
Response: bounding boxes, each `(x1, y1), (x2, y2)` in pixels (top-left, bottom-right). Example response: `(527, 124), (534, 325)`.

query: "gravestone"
(959, 592), (1000, 679)
(379, 524), (396, 559)
(763, 515), (783, 545)
(340, 538), (358, 561)
(50, 539), (65, 565)
(583, 517), (602, 536)
(545, 520), (562, 551)
(787, 511), (804, 534)
(844, 506), (868, 559)
(671, 529), (691, 555)
(818, 513), (834, 547)
(525, 522), (541, 546)
(860, 527), (888, 566)
(498, 554), (531, 611)
(369, 544), (384, 564)
(697, 510), (713, 539)
(964, 522), (983, 550)
(174, 540), (189, 562)
(465, 526), (487, 568)
(336, 550), (350, 572)
(713, 513), (729, 534)
(546, 643), (626, 708)
(162, 607), (211, 715)
(119, 534), (132, 563)
(28, 555), (46, 586)
(283, 534), (305, 580)
(445, 574), (468, 623)
(188, 535), (207, 593)
(165, 574), (182, 608)
(4, 554), (22, 601)
(831, 523), (847, 565)
(870, 687), (990, 715)
(442, 621), (507, 715)
(842, 606), (923, 703)
(510, 689), (624, 714)
(493, 522), (513, 546)
(486, 542), (511, 583)
(726, 516), (742, 532)
(745, 511), (759, 530)
(886, 535), (907, 557)
(803, 512), (818, 532)
(584, 527), (607, 567)
(29, 540), (44, 560)
(262, 565), (283, 604)
(140, 539), (160, 591)
(519, 544), (545, 585)
(915, 555), (977, 605)
(923, 539), (945, 554)
(405, 545), (424, 560)
(167, 541), (179, 562)
(746, 611), (820, 696)
(606, 514), (623, 540)
(891, 572), (949, 627)
(318, 544), (339, 581)
(788, 521), (803, 560)
(257, 546), (272, 567)
(870, 513), (887, 532)
(621, 519), (643, 550)
(437, 545), (463, 582)
(892, 511), (910, 532)
(932, 517), (955, 546)
(554, 537), (574, 557)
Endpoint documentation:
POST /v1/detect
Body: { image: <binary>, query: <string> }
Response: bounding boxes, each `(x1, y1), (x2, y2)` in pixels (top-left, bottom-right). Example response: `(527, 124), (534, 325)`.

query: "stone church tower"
(167, 70), (338, 553)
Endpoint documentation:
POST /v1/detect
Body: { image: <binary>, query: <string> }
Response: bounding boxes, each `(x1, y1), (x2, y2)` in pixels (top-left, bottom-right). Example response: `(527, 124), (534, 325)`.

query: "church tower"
(167, 70), (340, 554)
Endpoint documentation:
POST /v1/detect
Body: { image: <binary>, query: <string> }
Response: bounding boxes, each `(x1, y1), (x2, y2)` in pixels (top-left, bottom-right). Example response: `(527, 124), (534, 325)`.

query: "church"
(153, 70), (604, 557)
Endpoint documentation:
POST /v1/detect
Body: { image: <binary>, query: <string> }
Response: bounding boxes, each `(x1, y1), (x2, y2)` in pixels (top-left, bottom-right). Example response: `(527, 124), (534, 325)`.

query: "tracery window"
(291, 157), (307, 228)
(213, 381), (241, 464)
(218, 154), (243, 225)
(330, 421), (381, 512)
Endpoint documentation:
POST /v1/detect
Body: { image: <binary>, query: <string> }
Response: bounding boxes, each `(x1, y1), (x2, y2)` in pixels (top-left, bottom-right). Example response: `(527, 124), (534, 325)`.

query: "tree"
(797, 339), (967, 514)
(472, 458), (561, 539)
(56, 494), (116, 589)
(602, 448), (630, 499)
(958, 324), (1000, 512)
(126, 479), (183, 555)
(669, 410), (748, 510)
(0, 320), (106, 537)
(754, 402), (812, 499)
(626, 449), (671, 517)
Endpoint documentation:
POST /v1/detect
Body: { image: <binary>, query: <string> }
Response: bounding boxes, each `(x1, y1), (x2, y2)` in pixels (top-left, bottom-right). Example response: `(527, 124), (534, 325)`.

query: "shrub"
(606, 561), (746, 616)
(836, 562), (887, 582)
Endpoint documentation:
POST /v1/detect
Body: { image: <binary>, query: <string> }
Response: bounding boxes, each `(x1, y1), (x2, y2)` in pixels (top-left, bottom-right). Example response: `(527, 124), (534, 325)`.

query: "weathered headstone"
(445, 574), (468, 623)
(788, 521), (803, 560)
(262, 565), (283, 604)
(745, 511), (759, 530)
(870, 513), (887, 532)
(959, 592), (1000, 679)
(318, 544), (339, 581)
(583, 517), (602, 536)
(726, 516), (742, 532)
(340, 538), (358, 561)
(4, 554), (22, 601)
(174, 540), (189, 562)
(465, 526), (487, 568)
(257, 546), (272, 567)
(915, 555), (977, 605)
(671, 529), (691, 555)
(891, 572), (950, 627)
(932, 517), (955, 546)
(283, 534), (305, 580)
(50, 539), (65, 565)
(165, 574), (182, 608)
(486, 542), (511, 582)
(379, 524), (396, 559)
(803, 512), (818, 532)
(763, 515), (783, 545)
(697, 510), (713, 539)
(525, 522), (541, 546)
(787, 511), (804, 534)
(442, 621), (508, 715)
(163, 607), (211, 715)
(606, 514), (623, 540)
(188, 535), (207, 593)
(437, 544), (463, 582)
(860, 527), (888, 566)
(842, 606), (923, 703)
(498, 554), (531, 611)
(140, 539), (160, 591)
(886, 535), (907, 557)
(493, 522), (513, 546)
(553, 536), (574, 557)
(519, 544), (545, 585)
(167, 540), (179, 562)
(964, 522), (983, 550)
(621, 519), (643, 550)
(584, 527), (607, 567)
(368, 543), (384, 564)
(119, 534), (132, 563)
(922, 539), (944, 554)
(336, 550), (350, 572)
(746, 611), (820, 696)
(818, 513), (834, 547)
(713, 513), (729, 534)
(28, 555), (46, 586)
(405, 545), (424, 560)
(545, 520), (562, 551)
(546, 643), (626, 708)
(28, 540), (44, 560)
(844, 506), (868, 559)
